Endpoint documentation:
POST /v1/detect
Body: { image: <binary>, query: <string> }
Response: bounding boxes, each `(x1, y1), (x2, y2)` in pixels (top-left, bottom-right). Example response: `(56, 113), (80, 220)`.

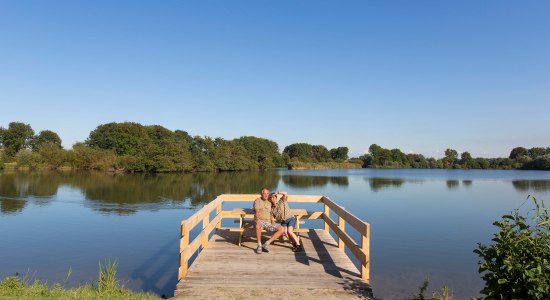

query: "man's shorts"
(258, 220), (281, 232)
(280, 217), (297, 228)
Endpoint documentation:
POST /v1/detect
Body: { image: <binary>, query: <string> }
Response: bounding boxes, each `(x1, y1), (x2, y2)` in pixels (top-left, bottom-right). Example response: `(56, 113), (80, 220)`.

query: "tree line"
(1, 121), (549, 171)
(360, 144), (550, 170)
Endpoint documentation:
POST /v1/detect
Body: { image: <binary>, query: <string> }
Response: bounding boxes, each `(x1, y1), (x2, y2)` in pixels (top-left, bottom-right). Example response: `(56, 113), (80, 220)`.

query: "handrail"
(178, 194), (370, 283)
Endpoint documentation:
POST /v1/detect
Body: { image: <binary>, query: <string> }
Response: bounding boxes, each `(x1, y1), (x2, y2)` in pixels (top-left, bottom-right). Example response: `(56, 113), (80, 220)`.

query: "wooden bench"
(227, 208), (308, 246)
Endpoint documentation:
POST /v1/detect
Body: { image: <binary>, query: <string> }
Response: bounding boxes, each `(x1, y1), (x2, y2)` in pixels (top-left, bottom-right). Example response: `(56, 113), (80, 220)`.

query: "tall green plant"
(474, 196), (550, 299)
(98, 259), (119, 293)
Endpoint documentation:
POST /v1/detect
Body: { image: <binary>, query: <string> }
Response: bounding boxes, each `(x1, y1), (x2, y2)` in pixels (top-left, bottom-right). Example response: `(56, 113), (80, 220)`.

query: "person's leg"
(287, 218), (303, 252)
(255, 219), (263, 245)
(265, 225), (285, 245)
(255, 220), (263, 254)
(287, 226), (300, 246)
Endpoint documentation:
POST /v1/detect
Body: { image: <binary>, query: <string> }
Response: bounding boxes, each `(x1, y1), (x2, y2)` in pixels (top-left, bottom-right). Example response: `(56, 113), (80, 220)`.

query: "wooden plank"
(322, 213), (367, 264)
(183, 196), (222, 231)
(182, 212), (223, 262)
(322, 196), (369, 234)
(176, 229), (371, 298)
(219, 194), (323, 203)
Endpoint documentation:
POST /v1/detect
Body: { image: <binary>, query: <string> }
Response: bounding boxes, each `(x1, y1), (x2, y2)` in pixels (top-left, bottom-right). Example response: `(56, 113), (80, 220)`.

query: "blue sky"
(1, 1), (549, 158)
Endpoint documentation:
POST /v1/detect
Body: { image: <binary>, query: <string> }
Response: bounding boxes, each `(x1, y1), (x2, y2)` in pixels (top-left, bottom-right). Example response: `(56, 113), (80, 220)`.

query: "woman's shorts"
(280, 217), (297, 228)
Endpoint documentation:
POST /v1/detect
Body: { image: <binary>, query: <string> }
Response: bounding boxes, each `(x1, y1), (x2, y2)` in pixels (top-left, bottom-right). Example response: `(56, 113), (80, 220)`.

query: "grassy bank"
(288, 161), (363, 170)
(0, 261), (159, 299)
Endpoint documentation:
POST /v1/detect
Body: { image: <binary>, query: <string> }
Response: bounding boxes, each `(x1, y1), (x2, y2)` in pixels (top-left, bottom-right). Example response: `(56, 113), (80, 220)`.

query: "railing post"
(338, 213), (345, 250)
(361, 223), (370, 283)
(324, 203), (329, 232)
(202, 214), (210, 249)
(179, 222), (189, 280)
(216, 201), (222, 229)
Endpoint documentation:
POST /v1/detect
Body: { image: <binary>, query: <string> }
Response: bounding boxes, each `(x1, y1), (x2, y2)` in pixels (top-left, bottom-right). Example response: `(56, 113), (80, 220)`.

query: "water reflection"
(3, 170), (550, 216)
(512, 180), (550, 192)
(0, 171), (280, 215)
(282, 175), (348, 189)
(446, 180), (460, 190)
(0, 198), (26, 215)
(366, 178), (405, 192)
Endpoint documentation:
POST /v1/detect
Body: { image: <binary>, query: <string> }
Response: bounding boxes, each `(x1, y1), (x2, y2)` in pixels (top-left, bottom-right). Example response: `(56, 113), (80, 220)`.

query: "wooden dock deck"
(175, 194), (372, 299)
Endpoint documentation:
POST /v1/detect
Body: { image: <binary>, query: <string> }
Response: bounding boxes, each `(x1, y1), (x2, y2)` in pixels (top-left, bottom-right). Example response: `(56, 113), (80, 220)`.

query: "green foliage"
(16, 149), (39, 168)
(522, 155), (550, 171)
(86, 122), (150, 156)
(1, 122), (35, 158)
(283, 143), (314, 162)
(288, 161), (362, 170)
(234, 136), (282, 169)
(0, 262), (157, 299)
(510, 147), (528, 159)
(35, 142), (67, 168)
(98, 259), (118, 293)
(474, 196), (550, 299)
(330, 146), (349, 161)
(283, 143), (348, 164)
(33, 130), (62, 150)
(443, 148), (458, 168)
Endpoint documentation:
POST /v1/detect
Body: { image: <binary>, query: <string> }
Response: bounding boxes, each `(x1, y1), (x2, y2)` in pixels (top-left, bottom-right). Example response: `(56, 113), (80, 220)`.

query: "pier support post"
(361, 224), (370, 283)
(338, 214), (345, 250)
(179, 222), (189, 280)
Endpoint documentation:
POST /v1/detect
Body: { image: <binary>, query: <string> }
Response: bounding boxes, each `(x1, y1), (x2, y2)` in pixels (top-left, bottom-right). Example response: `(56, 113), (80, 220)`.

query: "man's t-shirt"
(253, 197), (272, 221)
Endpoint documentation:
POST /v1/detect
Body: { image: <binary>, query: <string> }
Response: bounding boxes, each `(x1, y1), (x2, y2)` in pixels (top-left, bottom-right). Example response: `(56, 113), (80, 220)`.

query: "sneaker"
(262, 243), (270, 253)
(292, 244), (304, 252)
(255, 245), (262, 254)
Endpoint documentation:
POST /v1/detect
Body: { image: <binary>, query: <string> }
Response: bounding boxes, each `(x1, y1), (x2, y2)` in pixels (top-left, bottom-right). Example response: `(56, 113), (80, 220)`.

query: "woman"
(270, 191), (303, 252)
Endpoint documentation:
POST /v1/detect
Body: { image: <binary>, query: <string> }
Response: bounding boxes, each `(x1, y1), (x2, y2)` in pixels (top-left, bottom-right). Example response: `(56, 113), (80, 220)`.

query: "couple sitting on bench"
(254, 188), (304, 254)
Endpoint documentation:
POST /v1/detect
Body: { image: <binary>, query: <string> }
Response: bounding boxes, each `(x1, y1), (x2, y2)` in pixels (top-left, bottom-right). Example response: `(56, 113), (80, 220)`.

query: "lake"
(1, 169), (550, 299)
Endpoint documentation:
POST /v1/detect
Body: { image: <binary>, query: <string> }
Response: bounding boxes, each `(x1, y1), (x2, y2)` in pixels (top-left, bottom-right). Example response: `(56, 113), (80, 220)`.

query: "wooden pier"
(175, 194), (372, 299)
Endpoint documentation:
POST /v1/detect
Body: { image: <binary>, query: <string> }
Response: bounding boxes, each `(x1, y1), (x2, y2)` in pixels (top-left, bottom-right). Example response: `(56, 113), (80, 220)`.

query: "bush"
(474, 196), (550, 299)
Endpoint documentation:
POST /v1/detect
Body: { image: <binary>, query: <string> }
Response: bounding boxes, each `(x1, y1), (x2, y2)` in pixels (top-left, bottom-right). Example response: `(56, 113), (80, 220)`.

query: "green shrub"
(474, 196), (550, 299)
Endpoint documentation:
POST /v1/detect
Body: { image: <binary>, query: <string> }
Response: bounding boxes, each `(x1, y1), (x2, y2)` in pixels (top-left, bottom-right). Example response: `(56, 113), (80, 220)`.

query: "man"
(254, 187), (285, 254)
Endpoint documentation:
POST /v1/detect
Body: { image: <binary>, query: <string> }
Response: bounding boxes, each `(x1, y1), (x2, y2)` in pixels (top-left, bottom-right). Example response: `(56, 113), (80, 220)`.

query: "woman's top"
(271, 195), (293, 222)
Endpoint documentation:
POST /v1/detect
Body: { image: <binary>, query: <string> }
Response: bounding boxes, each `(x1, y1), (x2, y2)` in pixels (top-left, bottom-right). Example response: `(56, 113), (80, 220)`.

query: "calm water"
(1, 169), (550, 299)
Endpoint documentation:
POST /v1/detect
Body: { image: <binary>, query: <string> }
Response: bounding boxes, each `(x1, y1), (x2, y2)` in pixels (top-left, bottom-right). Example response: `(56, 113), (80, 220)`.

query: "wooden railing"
(179, 194), (370, 283)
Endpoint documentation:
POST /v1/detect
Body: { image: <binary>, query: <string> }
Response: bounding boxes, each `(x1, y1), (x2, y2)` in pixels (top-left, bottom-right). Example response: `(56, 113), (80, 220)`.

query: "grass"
(410, 280), (453, 300)
(0, 260), (159, 299)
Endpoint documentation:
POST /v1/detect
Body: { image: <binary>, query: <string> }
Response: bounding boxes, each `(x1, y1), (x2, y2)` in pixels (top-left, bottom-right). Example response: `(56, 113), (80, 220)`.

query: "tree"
(460, 151), (473, 169)
(33, 130), (62, 149)
(528, 147), (547, 159)
(234, 136), (282, 169)
(443, 148), (458, 168)
(509, 147), (528, 160)
(312, 145), (330, 162)
(330, 147), (349, 161)
(283, 143), (313, 162)
(1, 122), (35, 158)
(86, 122), (150, 156)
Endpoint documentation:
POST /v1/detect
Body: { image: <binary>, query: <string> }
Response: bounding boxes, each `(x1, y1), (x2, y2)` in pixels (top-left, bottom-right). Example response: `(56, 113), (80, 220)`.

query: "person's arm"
(278, 191), (288, 202)
(253, 200), (260, 221)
